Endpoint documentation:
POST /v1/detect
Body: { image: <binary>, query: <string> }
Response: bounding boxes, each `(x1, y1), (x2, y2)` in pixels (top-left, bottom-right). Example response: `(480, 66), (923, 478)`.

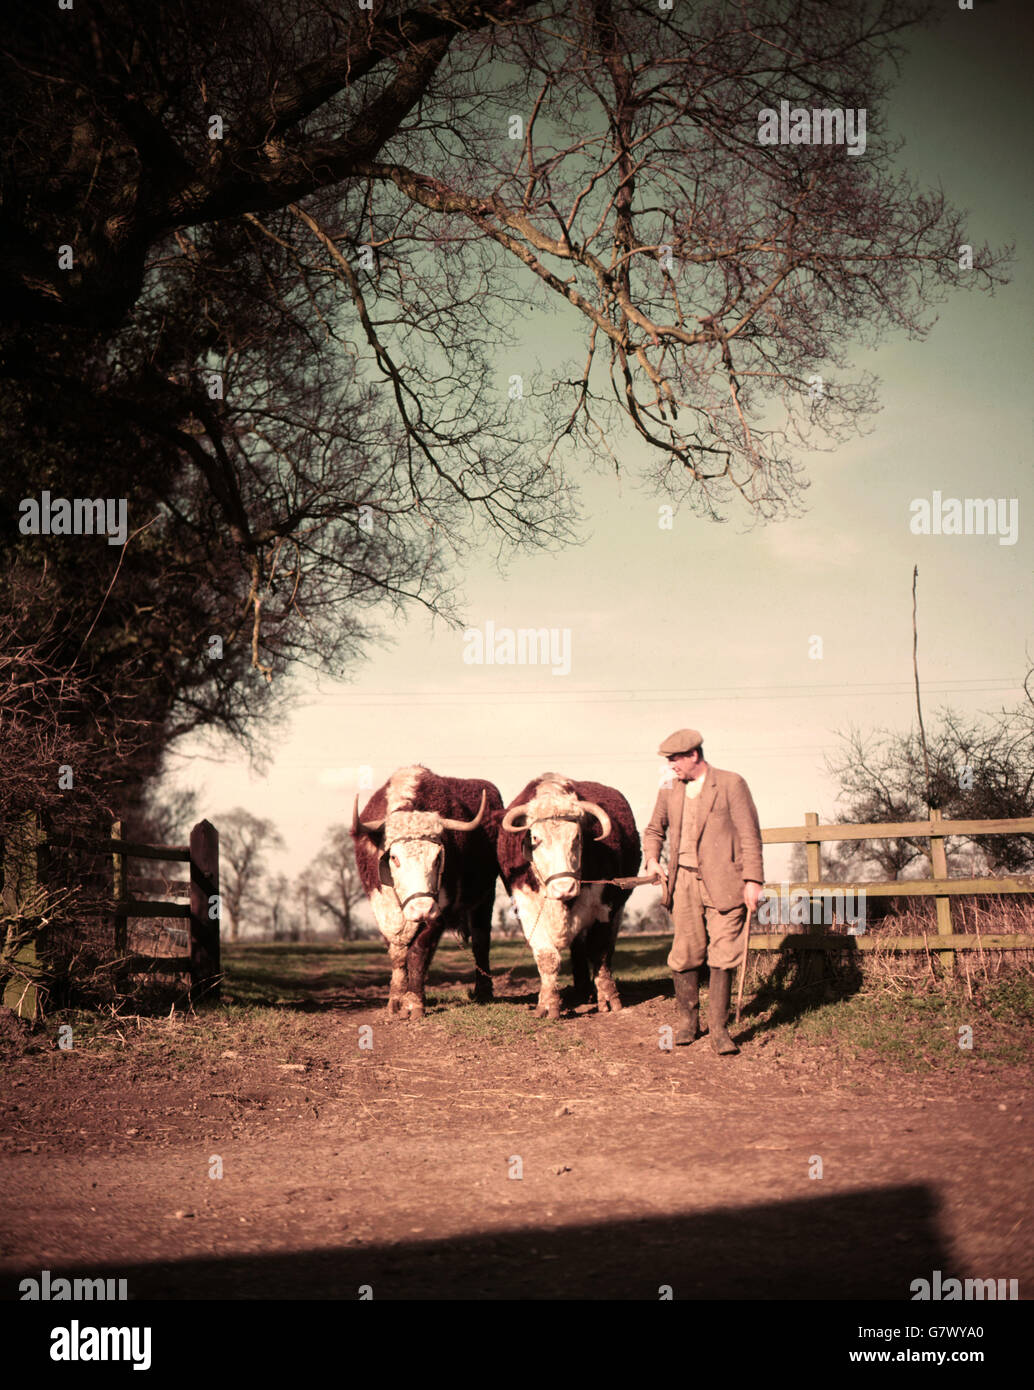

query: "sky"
(163, 0), (1033, 923)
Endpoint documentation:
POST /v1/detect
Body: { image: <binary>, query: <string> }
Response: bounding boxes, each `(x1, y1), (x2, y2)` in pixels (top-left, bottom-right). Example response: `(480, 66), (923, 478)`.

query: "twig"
(912, 566), (933, 809)
(69, 515), (161, 671)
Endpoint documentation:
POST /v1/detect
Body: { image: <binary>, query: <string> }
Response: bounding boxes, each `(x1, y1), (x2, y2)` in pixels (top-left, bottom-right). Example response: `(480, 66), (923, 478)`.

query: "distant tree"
(263, 873), (302, 942)
(825, 680), (1034, 878)
(628, 898), (669, 936)
(493, 894), (522, 938)
(218, 809), (285, 941)
(294, 869), (318, 941)
(129, 786), (200, 848)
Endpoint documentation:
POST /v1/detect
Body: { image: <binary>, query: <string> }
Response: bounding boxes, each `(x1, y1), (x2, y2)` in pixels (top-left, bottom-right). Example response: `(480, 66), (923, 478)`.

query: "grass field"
(55, 930), (1028, 1074)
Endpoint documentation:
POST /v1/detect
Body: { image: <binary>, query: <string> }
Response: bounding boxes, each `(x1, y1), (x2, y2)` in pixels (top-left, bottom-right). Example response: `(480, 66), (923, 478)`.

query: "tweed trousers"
(666, 866), (748, 972)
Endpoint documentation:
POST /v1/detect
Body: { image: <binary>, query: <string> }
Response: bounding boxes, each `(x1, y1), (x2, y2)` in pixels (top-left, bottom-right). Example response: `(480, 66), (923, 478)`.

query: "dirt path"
(1, 965), (1032, 1300)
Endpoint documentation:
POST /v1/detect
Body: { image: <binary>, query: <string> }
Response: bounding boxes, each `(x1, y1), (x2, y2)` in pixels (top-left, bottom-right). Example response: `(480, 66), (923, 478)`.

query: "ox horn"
(578, 800), (612, 841)
(501, 803), (530, 833)
(441, 789), (487, 833)
(351, 795), (385, 836)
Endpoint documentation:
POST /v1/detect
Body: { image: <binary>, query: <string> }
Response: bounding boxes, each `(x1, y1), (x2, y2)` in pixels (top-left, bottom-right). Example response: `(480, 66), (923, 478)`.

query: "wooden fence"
(1, 816), (220, 1017)
(752, 809), (1034, 968)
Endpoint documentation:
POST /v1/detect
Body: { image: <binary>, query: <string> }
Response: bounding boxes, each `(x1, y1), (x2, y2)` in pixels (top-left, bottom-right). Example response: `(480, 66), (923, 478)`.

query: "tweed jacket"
(642, 765), (764, 913)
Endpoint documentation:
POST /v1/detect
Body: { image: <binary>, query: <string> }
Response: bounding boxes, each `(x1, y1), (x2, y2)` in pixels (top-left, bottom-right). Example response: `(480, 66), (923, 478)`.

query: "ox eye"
(390, 854), (400, 867)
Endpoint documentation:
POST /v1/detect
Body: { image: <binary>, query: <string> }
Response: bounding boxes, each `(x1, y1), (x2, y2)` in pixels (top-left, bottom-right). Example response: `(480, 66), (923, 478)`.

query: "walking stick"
(735, 899), (753, 1025)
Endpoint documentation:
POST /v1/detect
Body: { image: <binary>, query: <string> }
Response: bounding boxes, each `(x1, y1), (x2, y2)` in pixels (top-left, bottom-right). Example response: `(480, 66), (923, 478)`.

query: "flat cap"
(658, 727), (703, 756)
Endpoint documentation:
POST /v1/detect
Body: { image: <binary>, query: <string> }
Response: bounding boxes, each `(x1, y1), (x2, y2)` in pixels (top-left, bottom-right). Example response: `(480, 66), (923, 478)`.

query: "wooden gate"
(1, 817), (221, 1017)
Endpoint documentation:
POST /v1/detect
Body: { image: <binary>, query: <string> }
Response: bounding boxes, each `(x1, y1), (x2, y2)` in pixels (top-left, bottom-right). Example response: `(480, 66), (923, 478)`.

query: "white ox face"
(354, 787), (486, 947)
(503, 781), (612, 903)
(527, 814), (583, 900)
(379, 811), (447, 925)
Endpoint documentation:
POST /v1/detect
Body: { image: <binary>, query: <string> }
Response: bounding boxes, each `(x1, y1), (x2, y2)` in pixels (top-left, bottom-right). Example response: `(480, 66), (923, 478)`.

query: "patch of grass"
(782, 988), (1031, 1071)
(977, 973), (1034, 1026)
(223, 941), (384, 1006)
(432, 1002), (583, 1051)
(612, 938), (671, 981)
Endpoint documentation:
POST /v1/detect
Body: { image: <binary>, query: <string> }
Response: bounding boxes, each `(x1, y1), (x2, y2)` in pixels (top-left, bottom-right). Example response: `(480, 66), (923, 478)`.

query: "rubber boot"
(672, 969), (700, 1045)
(708, 967), (739, 1055)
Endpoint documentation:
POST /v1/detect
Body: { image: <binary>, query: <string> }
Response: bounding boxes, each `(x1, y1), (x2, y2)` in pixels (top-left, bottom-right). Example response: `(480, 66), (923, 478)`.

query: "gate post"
(189, 820), (221, 1000)
(928, 807), (954, 973)
(802, 811), (824, 983)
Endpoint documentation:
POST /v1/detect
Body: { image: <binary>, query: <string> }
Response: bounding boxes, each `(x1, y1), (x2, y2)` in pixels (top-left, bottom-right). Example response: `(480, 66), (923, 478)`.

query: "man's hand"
(644, 860), (663, 884)
(744, 881), (763, 915)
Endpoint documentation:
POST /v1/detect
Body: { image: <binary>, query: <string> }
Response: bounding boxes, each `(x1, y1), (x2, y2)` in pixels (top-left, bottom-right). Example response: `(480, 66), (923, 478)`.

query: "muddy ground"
(1, 940), (1031, 1301)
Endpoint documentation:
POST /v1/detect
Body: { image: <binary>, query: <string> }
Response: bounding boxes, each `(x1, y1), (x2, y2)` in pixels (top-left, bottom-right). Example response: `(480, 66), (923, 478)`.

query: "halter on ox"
(352, 791), (487, 914)
(501, 794), (612, 891)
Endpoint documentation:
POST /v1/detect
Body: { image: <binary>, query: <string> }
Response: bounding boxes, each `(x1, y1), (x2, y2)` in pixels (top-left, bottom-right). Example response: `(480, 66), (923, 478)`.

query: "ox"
(497, 774), (641, 1019)
(352, 765), (503, 1018)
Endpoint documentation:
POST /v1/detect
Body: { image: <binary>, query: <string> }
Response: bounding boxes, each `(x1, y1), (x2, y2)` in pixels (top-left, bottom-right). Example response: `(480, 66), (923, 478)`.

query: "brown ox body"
(352, 765), (503, 1018)
(497, 774), (641, 1018)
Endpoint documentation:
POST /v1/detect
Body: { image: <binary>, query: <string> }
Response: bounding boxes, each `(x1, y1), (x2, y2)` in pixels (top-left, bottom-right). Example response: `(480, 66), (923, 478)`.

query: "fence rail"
(1, 817), (220, 1016)
(762, 815), (1034, 843)
(755, 809), (1034, 968)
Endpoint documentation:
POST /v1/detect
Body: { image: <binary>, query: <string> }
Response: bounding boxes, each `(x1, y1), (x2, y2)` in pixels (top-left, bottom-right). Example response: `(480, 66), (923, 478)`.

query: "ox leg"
(569, 934), (592, 1007)
(469, 905), (494, 1004)
(533, 946), (563, 1020)
(403, 921), (443, 1020)
(386, 942), (408, 1017)
(586, 917), (622, 1013)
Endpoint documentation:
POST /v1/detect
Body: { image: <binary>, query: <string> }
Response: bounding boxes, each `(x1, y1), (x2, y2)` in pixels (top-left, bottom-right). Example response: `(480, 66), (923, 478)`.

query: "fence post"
(800, 812), (824, 981)
(928, 807), (955, 973)
(189, 819), (221, 1000)
(805, 811), (821, 886)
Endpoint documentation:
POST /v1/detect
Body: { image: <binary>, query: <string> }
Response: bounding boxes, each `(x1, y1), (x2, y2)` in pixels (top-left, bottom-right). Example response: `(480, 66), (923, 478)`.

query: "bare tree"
(217, 809), (286, 942)
(306, 825), (362, 940)
(262, 872), (302, 942)
(294, 869), (317, 941)
(0, 0), (1013, 832)
(826, 681), (1034, 879)
(2, 0), (1009, 527)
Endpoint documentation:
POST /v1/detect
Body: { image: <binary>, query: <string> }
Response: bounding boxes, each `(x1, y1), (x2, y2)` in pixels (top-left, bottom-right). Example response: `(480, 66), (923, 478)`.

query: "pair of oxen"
(351, 765), (641, 1020)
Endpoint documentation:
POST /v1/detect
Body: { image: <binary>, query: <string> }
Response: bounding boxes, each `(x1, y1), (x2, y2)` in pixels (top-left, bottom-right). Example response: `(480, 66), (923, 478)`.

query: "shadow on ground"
(7, 1184), (945, 1300)
(736, 941), (866, 1043)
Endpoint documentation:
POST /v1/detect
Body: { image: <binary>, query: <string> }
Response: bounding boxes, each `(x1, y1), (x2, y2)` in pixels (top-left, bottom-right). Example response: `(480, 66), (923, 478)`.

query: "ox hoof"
(386, 998), (404, 1018)
(471, 984), (494, 1005)
(534, 1003), (561, 1020)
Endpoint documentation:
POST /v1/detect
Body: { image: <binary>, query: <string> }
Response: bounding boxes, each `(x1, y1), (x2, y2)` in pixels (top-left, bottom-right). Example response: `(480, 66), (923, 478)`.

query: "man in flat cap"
(642, 729), (764, 1054)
